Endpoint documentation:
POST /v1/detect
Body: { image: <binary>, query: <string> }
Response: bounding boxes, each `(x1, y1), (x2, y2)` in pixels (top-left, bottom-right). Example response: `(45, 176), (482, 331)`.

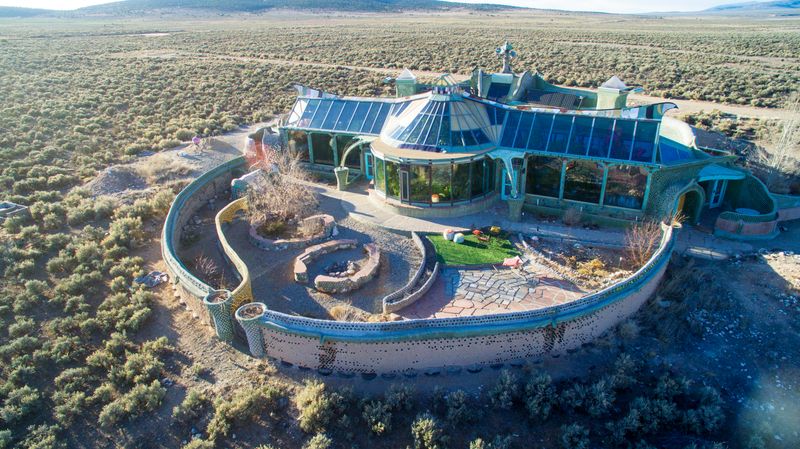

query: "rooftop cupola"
(495, 41), (517, 74)
(597, 75), (636, 109)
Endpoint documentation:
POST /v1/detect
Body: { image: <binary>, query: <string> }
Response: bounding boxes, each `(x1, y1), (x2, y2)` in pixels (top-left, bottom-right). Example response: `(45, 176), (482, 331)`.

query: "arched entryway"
(675, 185), (704, 225)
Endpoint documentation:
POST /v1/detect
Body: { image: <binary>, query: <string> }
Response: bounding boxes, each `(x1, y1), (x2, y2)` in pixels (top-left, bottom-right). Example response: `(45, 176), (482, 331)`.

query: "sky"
(0, 0), (766, 13)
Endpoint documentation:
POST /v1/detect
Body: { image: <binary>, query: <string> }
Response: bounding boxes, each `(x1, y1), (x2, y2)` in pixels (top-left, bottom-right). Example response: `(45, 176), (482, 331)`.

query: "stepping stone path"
(400, 263), (584, 319)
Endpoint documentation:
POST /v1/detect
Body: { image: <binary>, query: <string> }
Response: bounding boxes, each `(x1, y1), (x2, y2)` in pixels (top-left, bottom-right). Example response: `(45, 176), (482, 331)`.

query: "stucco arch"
(674, 183), (705, 225)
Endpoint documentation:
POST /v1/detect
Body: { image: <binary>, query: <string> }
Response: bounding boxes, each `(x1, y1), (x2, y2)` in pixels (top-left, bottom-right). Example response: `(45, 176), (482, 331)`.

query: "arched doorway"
(676, 187), (704, 225)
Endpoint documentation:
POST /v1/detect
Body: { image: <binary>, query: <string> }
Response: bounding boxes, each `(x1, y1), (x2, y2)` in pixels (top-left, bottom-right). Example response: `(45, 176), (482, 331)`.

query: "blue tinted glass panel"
(528, 113), (553, 150)
(407, 114), (429, 143)
(609, 119), (635, 160)
(463, 130), (478, 147)
(568, 116), (593, 155)
(514, 113), (534, 149)
(437, 104), (451, 146)
(632, 121), (658, 162)
(360, 102), (382, 133)
(335, 101), (357, 130)
(300, 99), (320, 125)
(347, 102), (371, 132)
(487, 105), (505, 126)
(370, 103), (391, 134)
(588, 118), (614, 157)
(658, 138), (693, 164)
(422, 115), (442, 146)
(548, 115), (573, 153)
(321, 101), (344, 130)
(391, 101), (411, 117)
(474, 129), (490, 145)
(500, 111), (521, 147)
(309, 100), (332, 129)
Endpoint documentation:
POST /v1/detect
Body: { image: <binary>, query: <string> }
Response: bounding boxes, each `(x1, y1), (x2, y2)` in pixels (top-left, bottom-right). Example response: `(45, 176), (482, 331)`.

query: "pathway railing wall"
(382, 232), (440, 314)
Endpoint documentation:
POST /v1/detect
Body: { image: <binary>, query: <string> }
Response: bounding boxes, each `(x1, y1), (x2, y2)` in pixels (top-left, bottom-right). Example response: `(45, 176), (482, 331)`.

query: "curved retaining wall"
(714, 174), (779, 240)
(215, 197), (255, 316)
(381, 232), (440, 314)
(245, 226), (675, 374)
(161, 156), (247, 324)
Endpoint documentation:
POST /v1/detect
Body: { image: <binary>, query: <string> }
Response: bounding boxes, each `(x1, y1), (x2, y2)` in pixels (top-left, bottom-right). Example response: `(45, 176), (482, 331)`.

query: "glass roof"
(284, 98), (392, 136)
(382, 96), (494, 152)
(498, 109), (661, 164)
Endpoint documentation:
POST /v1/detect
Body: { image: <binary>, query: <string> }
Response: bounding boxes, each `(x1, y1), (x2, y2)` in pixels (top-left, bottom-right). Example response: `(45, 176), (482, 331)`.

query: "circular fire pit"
(293, 239), (381, 294)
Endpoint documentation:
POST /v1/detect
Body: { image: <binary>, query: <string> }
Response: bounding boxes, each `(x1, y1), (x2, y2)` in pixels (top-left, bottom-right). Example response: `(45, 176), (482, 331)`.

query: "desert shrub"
(411, 412), (447, 449)
(107, 256), (145, 279)
(52, 390), (87, 425)
(469, 435), (513, 449)
(0, 385), (40, 424)
(98, 380), (166, 427)
(181, 438), (215, 449)
(655, 374), (691, 400)
(207, 384), (286, 440)
(246, 151), (319, 226)
(611, 353), (638, 389)
(298, 217), (324, 238)
(385, 383), (415, 412)
(488, 370), (519, 410)
(683, 386), (725, 434)
(562, 207), (582, 226)
(362, 400), (392, 435)
(559, 423), (589, 449)
(624, 220), (662, 269)
(576, 258), (608, 278)
(444, 390), (474, 425)
(103, 217), (145, 249)
(525, 372), (556, 421)
(95, 289), (153, 332)
(303, 433), (332, 449)
(295, 379), (341, 434)
(173, 389), (209, 424)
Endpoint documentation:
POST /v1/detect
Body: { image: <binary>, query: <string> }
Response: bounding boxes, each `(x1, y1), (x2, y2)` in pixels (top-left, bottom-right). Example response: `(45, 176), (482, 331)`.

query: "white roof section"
(397, 68), (417, 81)
(601, 75), (628, 90)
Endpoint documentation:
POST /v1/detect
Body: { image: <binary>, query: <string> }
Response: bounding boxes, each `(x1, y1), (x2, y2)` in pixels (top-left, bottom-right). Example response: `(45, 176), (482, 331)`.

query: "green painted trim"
(331, 134), (339, 167)
(307, 131), (316, 164)
(599, 164), (608, 207)
(558, 160), (566, 200)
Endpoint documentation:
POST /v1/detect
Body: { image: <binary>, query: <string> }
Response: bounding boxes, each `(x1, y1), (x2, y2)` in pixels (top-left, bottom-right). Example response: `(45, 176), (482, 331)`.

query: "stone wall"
(249, 214), (336, 251)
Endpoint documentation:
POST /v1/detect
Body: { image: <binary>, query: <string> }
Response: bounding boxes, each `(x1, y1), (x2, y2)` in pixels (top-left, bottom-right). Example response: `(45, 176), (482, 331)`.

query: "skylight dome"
(380, 93), (497, 152)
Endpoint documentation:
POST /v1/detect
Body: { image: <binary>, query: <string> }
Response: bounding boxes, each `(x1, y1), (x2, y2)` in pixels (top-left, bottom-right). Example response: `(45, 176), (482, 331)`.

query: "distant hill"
(0, 6), (52, 17)
(703, 0), (800, 13)
(0, 0), (518, 18)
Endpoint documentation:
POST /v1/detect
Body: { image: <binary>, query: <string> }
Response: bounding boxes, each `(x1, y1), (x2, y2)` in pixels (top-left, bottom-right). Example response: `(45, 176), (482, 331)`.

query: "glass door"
(364, 150), (374, 180)
(709, 180), (727, 209)
(400, 169), (410, 202)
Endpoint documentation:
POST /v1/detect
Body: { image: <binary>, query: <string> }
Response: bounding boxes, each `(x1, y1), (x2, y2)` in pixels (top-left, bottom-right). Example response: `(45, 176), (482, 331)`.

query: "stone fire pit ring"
(293, 239), (381, 294)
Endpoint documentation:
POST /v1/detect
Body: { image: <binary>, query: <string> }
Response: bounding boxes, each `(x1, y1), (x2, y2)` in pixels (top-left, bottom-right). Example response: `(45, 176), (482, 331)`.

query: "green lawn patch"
(427, 231), (520, 266)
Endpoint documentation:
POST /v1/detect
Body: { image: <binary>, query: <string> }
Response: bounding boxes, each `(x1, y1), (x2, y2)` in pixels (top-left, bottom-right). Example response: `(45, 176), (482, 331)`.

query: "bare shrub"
(246, 148), (318, 228)
(624, 220), (662, 269)
(562, 207), (582, 226)
(762, 92), (799, 191)
(194, 255), (223, 288)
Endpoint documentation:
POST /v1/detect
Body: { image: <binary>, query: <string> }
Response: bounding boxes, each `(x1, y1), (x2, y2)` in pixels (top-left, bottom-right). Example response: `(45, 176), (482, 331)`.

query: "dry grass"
(624, 221), (662, 270)
(562, 207), (582, 226)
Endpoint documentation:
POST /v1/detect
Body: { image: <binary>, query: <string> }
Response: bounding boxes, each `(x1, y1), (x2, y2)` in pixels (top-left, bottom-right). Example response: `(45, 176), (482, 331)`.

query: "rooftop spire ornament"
(496, 41), (516, 74)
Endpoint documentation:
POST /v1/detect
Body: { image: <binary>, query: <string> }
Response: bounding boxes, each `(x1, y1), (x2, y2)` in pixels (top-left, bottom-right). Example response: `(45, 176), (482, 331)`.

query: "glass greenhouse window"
(452, 163), (471, 202)
(311, 134), (334, 165)
(528, 113), (553, 151)
(604, 165), (647, 209)
(548, 115), (573, 153)
(568, 116), (594, 155)
(526, 155), (562, 198)
(632, 121), (658, 162)
(588, 118), (614, 158)
(431, 165), (451, 202)
(385, 161), (400, 198)
(563, 160), (604, 204)
(487, 105), (506, 126)
(374, 157), (386, 193)
(362, 103), (383, 133)
(336, 135), (361, 169)
(409, 165), (431, 203)
(299, 99), (319, 126)
(659, 139), (693, 164)
(348, 102), (372, 133)
(513, 113), (534, 149)
(500, 110), (521, 147)
(288, 131), (310, 162)
(309, 100), (332, 129)
(369, 103), (391, 134)
(610, 119), (636, 160)
(335, 101), (357, 130)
